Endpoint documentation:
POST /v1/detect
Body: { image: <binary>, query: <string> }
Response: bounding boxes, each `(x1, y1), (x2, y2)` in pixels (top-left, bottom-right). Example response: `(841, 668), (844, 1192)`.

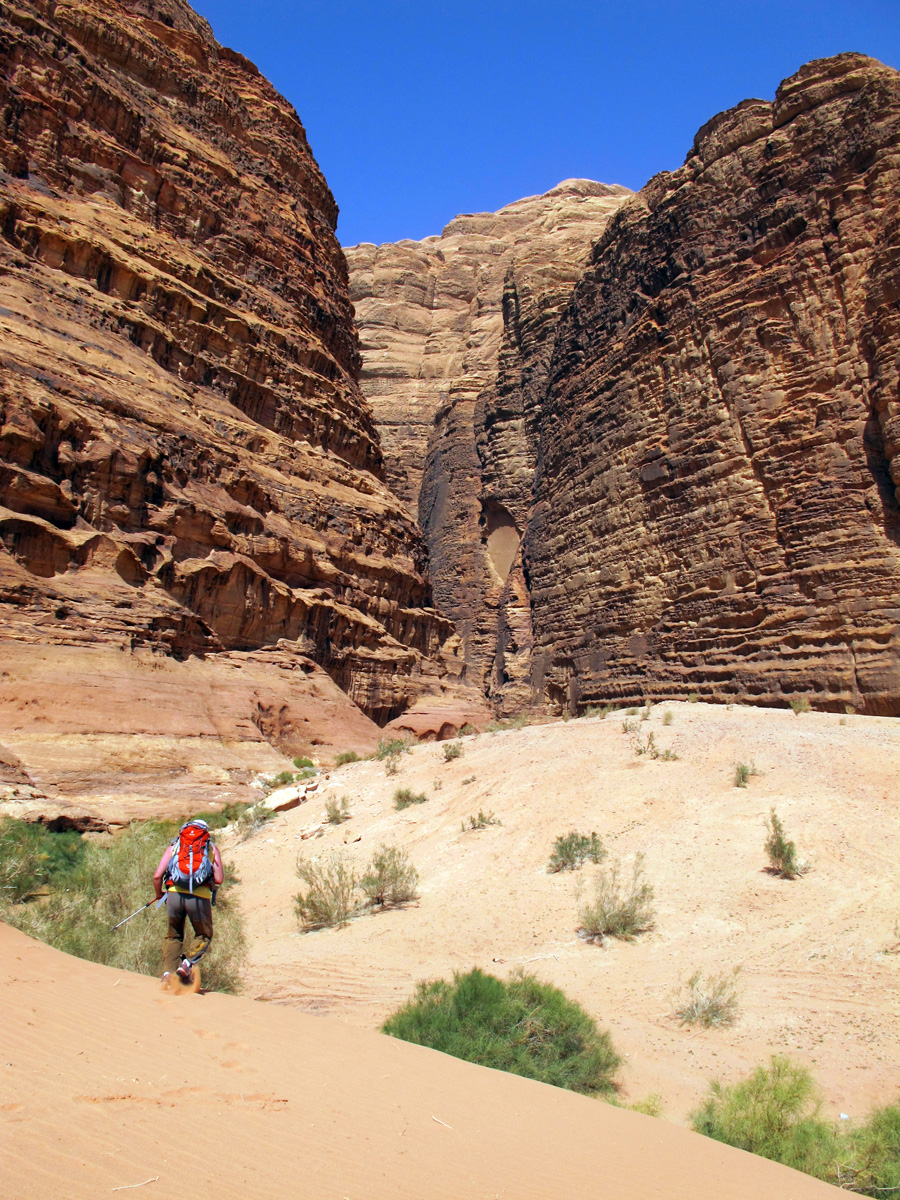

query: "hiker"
(153, 818), (224, 984)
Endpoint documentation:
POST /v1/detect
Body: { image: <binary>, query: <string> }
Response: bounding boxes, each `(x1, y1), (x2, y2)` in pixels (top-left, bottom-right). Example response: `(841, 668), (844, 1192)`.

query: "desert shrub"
(270, 770), (295, 787)
(625, 707), (638, 717)
(461, 809), (500, 832)
(461, 774), (476, 785)
(459, 723), (478, 737)
(690, 1057), (836, 1179)
(325, 796), (352, 825)
(382, 968), (621, 1096)
(688, 692), (699, 703)
(295, 851), (358, 930)
(845, 703), (856, 716)
(442, 741), (463, 762)
(547, 831), (605, 873)
(789, 696), (811, 715)
(334, 750), (360, 766)
(394, 787), (428, 811)
(640, 703), (652, 722)
(630, 1094), (664, 1118)
(692, 1058), (900, 1194)
(673, 968), (741, 1028)
(293, 757), (314, 769)
(376, 737), (410, 760)
(734, 761), (758, 787)
(360, 844), (419, 907)
(632, 732), (677, 760)
(0, 818), (86, 900)
(621, 718), (637, 734)
(233, 801), (274, 842)
(765, 809), (806, 878)
(662, 710), (674, 726)
(578, 854), (656, 942)
(1, 820), (246, 993)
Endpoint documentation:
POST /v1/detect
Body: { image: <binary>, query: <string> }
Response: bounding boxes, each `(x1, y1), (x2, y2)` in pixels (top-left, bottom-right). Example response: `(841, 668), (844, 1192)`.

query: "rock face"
(351, 56), (900, 717)
(346, 182), (631, 705)
(0, 0), (460, 802)
(530, 54), (900, 716)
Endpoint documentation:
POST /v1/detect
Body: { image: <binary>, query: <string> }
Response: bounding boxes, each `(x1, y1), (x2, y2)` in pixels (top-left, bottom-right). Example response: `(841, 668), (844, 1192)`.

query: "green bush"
(0, 818), (86, 900)
(459, 723), (478, 737)
(394, 787), (428, 811)
(360, 844), (419, 907)
(325, 796), (352, 825)
(691, 1056), (834, 1177)
(293, 757), (314, 769)
(295, 851), (358, 930)
(673, 968), (741, 1028)
(442, 741), (463, 762)
(765, 809), (806, 878)
(579, 854), (656, 942)
(547, 831), (605, 873)
(460, 810), (500, 832)
(270, 770), (295, 787)
(1, 820), (246, 993)
(734, 761), (758, 787)
(376, 737), (410, 760)
(382, 968), (621, 1095)
(662, 710), (674, 726)
(789, 696), (811, 715)
(692, 1057), (900, 1194)
(334, 750), (360, 766)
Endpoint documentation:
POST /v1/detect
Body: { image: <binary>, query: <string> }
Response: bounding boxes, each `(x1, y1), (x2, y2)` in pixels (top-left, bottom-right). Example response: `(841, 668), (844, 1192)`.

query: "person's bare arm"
(153, 845), (173, 899)
(212, 844), (224, 888)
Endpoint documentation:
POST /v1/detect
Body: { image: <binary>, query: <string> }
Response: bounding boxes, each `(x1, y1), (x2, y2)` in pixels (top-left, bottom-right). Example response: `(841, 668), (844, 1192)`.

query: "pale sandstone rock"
(347, 181), (631, 706)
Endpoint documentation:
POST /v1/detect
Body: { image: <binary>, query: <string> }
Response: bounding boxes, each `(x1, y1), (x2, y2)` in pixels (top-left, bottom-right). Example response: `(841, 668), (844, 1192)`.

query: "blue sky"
(192, 1), (899, 247)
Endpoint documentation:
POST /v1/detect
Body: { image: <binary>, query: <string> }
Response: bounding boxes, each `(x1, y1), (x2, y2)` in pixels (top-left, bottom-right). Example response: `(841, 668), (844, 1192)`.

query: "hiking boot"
(176, 959), (193, 983)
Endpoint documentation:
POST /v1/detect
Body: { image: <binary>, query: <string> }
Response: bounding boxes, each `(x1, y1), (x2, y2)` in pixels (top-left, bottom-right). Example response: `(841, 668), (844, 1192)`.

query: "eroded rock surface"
(531, 54), (900, 715)
(351, 56), (900, 717)
(346, 181), (631, 705)
(0, 0), (460, 804)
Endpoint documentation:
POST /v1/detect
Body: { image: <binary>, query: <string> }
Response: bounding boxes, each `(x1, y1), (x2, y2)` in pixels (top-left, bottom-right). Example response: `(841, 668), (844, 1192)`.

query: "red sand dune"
(1, 923), (843, 1199)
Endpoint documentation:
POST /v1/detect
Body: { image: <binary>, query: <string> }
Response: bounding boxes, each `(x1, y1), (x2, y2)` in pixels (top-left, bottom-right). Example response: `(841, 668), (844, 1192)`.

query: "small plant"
(461, 774), (476, 786)
(270, 770), (295, 788)
(325, 795), (352, 825)
(459, 723), (478, 737)
(382, 968), (621, 1096)
(844, 703), (856, 715)
(662, 710), (674, 726)
(789, 696), (811, 715)
(621, 718), (638, 734)
(376, 737), (411, 760)
(625, 707), (638, 717)
(633, 731), (656, 756)
(334, 750), (360, 766)
(734, 761), (758, 787)
(658, 747), (679, 761)
(295, 851), (358, 930)
(234, 801), (274, 841)
(293, 756), (314, 769)
(640, 703), (652, 722)
(688, 692), (698, 703)
(442, 741), (463, 762)
(764, 808), (806, 879)
(673, 968), (741, 1028)
(360, 844), (419, 907)
(630, 1094), (664, 1118)
(578, 854), (656, 942)
(394, 787), (428, 811)
(581, 703), (614, 719)
(461, 810), (501, 832)
(548, 831), (605, 873)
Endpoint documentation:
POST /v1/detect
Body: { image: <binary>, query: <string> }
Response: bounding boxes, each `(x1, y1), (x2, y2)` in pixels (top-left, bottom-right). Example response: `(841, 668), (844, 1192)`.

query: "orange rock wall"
(0, 0), (454, 745)
(530, 55), (900, 715)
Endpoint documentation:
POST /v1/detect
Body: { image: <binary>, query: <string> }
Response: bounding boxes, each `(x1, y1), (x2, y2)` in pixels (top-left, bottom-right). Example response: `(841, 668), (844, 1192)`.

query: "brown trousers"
(163, 890), (213, 975)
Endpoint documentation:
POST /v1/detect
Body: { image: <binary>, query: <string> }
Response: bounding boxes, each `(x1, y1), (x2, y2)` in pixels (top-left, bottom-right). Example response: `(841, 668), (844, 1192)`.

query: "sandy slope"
(1, 922), (845, 1200)
(226, 703), (900, 1122)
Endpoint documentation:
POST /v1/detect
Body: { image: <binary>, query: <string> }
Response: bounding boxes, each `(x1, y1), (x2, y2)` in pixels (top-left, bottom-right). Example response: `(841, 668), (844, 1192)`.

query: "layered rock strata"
(346, 182), (631, 704)
(351, 55), (900, 716)
(0, 0), (459, 803)
(530, 54), (900, 715)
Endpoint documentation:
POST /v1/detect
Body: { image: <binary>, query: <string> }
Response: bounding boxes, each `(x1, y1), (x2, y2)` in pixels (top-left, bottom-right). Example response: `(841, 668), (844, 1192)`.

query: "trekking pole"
(110, 896), (165, 932)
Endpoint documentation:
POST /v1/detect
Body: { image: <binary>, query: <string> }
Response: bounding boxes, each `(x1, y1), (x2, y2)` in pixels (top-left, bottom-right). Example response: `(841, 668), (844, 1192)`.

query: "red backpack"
(167, 820), (214, 893)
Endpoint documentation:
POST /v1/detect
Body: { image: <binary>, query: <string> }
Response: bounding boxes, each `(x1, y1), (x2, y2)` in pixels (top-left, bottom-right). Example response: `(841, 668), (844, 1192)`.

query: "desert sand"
(225, 702), (900, 1123)
(2, 921), (845, 1199)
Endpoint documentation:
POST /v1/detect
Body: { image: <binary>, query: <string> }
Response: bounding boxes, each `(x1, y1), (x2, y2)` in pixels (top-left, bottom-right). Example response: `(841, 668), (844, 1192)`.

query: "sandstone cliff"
(350, 56), (900, 717)
(530, 54), (900, 716)
(346, 182), (631, 704)
(0, 0), (462, 805)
